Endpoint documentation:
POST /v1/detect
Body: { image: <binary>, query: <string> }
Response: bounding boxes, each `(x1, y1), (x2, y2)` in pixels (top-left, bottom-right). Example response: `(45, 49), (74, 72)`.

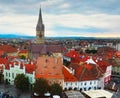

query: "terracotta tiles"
(63, 66), (77, 82)
(69, 62), (103, 81)
(24, 63), (36, 74)
(116, 51), (120, 58)
(0, 45), (18, 53)
(0, 50), (4, 56)
(35, 57), (64, 79)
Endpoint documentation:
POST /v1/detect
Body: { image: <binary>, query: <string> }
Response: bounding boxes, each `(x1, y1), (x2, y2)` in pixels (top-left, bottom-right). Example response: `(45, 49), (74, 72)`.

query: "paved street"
(111, 77), (120, 98)
(112, 84), (120, 98)
(0, 83), (31, 98)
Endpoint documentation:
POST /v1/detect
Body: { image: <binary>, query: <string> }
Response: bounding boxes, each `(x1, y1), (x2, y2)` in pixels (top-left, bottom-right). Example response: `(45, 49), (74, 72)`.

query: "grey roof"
(30, 44), (63, 54)
(65, 91), (85, 98)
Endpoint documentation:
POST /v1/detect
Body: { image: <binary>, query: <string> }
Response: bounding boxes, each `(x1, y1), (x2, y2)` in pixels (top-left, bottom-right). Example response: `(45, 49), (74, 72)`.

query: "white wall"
(64, 80), (98, 91)
(78, 80), (98, 91)
(64, 81), (78, 90)
(3, 61), (35, 85)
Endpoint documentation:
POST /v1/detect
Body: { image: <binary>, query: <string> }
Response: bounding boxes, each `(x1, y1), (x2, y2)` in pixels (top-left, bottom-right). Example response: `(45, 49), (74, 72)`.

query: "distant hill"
(0, 34), (35, 39)
(0, 34), (119, 40)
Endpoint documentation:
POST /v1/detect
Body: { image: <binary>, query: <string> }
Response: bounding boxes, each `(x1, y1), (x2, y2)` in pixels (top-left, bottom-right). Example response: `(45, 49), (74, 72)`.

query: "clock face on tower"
(39, 32), (42, 38)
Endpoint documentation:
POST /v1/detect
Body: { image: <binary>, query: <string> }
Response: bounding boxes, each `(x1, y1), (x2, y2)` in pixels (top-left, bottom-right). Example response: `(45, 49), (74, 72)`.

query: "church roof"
(30, 44), (63, 54)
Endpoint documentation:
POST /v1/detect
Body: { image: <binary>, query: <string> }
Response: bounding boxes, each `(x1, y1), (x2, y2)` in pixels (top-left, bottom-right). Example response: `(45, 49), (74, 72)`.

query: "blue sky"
(0, 0), (120, 38)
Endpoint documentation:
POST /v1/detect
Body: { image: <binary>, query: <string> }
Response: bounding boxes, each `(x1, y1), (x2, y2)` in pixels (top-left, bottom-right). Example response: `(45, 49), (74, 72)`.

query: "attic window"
(45, 59), (48, 62)
(48, 73), (51, 75)
(56, 73), (59, 75)
(53, 66), (56, 69)
(44, 66), (47, 68)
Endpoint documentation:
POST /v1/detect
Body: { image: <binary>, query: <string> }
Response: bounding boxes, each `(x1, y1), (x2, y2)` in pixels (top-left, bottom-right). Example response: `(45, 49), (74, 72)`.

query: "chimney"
(100, 58), (102, 61)
(72, 69), (75, 75)
(96, 59), (98, 62)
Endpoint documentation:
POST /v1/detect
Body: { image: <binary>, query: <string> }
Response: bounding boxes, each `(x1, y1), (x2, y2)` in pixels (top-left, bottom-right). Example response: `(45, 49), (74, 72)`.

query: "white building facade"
(78, 80), (98, 91)
(3, 60), (35, 85)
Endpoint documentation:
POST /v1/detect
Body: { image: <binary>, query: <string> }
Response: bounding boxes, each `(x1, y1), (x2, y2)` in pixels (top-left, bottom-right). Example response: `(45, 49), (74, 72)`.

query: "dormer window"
(45, 59), (48, 63)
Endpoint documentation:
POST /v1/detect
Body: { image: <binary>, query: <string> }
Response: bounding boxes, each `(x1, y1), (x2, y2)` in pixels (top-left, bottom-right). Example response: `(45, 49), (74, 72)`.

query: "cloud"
(0, 0), (120, 38)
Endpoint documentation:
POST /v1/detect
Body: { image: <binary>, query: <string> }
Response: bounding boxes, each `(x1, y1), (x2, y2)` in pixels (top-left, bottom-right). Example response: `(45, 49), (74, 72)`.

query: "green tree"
(33, 78), (49, 96)
(63, 59), (70, 67)
(14, 74), (30, 91)
(20, 55), (26, 59)
(50, 83), (62, 96)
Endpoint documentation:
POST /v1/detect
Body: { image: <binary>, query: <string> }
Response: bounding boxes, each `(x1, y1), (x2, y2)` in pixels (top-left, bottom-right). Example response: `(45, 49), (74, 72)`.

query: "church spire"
(36, 6), (45, 44)
(36, 7), (44, 31)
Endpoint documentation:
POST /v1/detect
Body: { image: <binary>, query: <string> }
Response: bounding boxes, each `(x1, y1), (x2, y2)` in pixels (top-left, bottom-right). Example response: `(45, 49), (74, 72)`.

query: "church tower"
(36, 7), (45, 44)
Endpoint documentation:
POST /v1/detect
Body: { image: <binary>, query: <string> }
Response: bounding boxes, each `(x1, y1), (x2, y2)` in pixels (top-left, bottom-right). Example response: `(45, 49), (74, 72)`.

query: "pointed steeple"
(36, 6), (45, 44)
(36, 7), (44, 31)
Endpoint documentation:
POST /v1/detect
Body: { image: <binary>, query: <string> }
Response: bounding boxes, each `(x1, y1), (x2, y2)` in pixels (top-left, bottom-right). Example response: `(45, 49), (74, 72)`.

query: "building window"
(80, 88), (82, 92)
(84, 82), (86, 85)
(75, 83), (77, 85)
(81, 82), (82, 85)
(9, 73), (10, 77)
(88, 87), (91, 90)
(59, 82), (61, 84)
(30, 77), (32, 83)
(66, 83), (68, 86)
(12, 73), (14, 79)
(90, 82), (92, 85)
(6, 72), (7, 77)
(84, 88), (86, 91)
(94, 81), (96, 84)
(94, 87), (96, 90)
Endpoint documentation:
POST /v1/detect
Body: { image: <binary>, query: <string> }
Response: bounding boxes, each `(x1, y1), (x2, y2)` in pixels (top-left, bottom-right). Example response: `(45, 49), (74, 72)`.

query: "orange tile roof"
(63, 66), (77, 82)
(0, 45), (18, 53)
(0, 50), (4, 56)
(116, 51), (120, 58)
(69, 63), (103, 81)
(35, 57), (64, 79)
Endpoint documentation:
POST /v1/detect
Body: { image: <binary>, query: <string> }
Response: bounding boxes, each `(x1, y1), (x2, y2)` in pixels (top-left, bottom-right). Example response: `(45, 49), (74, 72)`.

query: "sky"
(0, 0), (120, 38)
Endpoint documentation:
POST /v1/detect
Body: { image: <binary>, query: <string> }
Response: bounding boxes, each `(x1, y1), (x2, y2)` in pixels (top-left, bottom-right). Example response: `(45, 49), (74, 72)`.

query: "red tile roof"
(24, 63), (36, 74)
(116, 52), (120, 58)
(69, 63), (103, 81)
(65, 50), (90, 63)
(97, 47), (115, 59)
(4, 60), (36, 74)
(94, 59), (110, 73)
(65, 50), (79, 58)
(0, 45), (18, 53)
(5, 61), (14, 70)
(63, 66), (77, 82)
(0, 57), (8, 64)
